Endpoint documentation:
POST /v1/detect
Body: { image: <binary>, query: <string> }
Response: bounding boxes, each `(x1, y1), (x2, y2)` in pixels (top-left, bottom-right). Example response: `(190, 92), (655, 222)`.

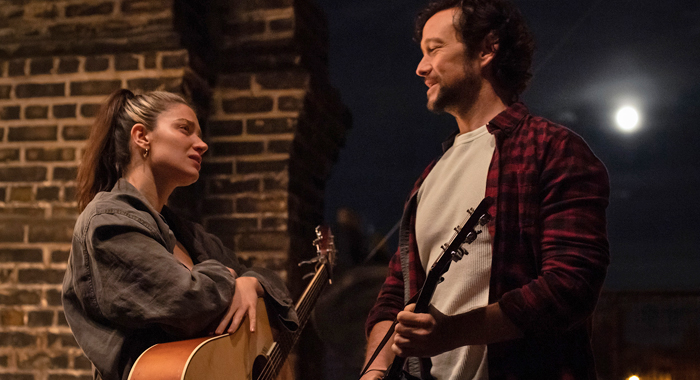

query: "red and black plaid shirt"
(366, 103), (610, 379)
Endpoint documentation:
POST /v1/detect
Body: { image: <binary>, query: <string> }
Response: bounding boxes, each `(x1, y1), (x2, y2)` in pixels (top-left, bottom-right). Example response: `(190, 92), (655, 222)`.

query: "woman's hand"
(359, 369), (386, 380)
(215, 276), (264, 335)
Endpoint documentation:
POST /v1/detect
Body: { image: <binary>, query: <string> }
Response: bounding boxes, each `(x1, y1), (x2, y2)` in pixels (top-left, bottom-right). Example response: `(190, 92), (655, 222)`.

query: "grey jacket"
(62, 179), (298, 380)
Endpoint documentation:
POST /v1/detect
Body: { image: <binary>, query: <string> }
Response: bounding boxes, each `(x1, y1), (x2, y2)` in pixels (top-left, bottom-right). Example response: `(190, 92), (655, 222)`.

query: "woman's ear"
(131, 123), (149, 154)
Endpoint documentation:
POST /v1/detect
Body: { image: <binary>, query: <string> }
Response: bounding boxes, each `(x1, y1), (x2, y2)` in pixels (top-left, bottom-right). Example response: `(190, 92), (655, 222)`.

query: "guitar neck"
(258, 263), (330, 380)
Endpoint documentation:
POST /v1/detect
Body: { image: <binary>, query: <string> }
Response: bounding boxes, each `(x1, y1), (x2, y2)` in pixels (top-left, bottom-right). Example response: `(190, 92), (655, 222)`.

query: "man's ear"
(131, 123), (150, 152)
(479, 31), (499, 68)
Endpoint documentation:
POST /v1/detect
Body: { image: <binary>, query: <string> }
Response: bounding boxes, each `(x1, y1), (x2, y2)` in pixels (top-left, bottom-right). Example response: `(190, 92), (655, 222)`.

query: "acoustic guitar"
(128, 226), (336, 380)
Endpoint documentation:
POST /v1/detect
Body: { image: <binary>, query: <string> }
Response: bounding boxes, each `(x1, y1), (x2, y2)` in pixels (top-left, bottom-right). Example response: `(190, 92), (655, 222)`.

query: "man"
(361, 0), (610, 379)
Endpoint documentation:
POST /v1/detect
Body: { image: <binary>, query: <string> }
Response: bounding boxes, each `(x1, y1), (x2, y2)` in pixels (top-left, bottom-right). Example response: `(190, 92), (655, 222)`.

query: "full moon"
(615, 106), (640, 132)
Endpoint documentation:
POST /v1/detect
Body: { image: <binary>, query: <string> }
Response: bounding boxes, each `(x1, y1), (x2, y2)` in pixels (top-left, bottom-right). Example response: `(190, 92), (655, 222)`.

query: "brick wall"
(0, 1), (349, 380)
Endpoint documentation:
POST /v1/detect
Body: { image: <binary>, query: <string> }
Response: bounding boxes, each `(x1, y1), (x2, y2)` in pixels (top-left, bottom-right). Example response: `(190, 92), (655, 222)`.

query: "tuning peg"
(479, 213), (492, 226)
(451, 247), (468, 262)
(466, 207), (475, 215)
(298, 257), (320, 266)
(465, 230), (483, 244)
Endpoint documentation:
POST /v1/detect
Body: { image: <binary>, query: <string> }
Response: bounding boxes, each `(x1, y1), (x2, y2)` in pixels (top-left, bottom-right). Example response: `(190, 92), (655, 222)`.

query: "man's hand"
(392, 303), (455, 358)
(215, 276), (264, 335)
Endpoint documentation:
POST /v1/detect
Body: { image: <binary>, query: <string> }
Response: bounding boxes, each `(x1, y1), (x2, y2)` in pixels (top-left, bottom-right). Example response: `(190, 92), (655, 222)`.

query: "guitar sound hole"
(252, 355), (269, 380)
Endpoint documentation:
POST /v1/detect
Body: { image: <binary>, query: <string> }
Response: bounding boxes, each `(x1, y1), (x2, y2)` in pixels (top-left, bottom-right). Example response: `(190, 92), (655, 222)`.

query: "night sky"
(317, 0), (700, 291)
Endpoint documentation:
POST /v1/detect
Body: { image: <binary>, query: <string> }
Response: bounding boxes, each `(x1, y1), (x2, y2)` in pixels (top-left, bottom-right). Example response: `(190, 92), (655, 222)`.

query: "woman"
(62, 89), (298, 380)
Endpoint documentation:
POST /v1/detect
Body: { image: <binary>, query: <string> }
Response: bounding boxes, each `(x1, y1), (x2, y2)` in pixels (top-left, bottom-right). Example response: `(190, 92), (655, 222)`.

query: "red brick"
(62, 125), (90, 140)
(37, 186), (60, 201)
(144, 52), (156, 68)
(211, 141), (263, 157)
(32, 5), (59, 19)
(237, 159), (288, 174)
(65, 2), (114, 17)
(10, 186), (32, 201)
(222, 97), (273, 114)
(48, 375), (93, 380)
(19, 269), (65, 284)
(248, 118), (296, 134)
(53, 104), (76, 118)
(262, 217), (286, 229)
(51, 249), (69, 263)
(256, 71), (307, 89)
(0, 222), (24, 243)
(8, 59), (25, 76)
(121, 0), (166, 14)
(207, 120), (243, 137)
(0, 332), (35, 348)
(0, 309), (24, 326)
(115, 54), (139, 71)
(26, 148), (75, 162)
(0, 373), (35, 380)
(8, 126), (57, 141)
(50, 355), (69, 369)
(0, 290), (41, 305)
(263, 177), (288, 191)
(73, 355), (92, 370)
(162, 51), (188, 69)
(28, 220), (74, 243)
(64, 186), (77, 201)
(236, 231), (289, 251)
(236, 196), (287, 213)
(45, 289), (62, 306)
(47, 333), (79, 348)
(24, 105), (49, 119)
(278, 95), (303, 111)
(206, 217), (258, 236)
(80, 103), (101, 117)
(70, 80), (121, 96)
(0, 85), (11, 99)
(58, 57), (79, 74)
(268, 139), (292, 153)
(209, 178), (260, 194)
(218, 74), (251, 89)
(0, 249), (42, 263)
(127, 77), (163, 92)
(0, 167), (47, 182)
(1, 106), (20, 120)
(56, 312), (68, 327)
(30, 58), (54, 75)
(27, 310), (54, 327)
(15, 83), (64, 98)
(53, 166), (78, 181)
(0, 148), (19, 163)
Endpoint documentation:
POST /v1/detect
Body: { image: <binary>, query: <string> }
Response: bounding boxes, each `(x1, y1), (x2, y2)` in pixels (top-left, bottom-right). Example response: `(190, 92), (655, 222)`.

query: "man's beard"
(426, 69), (481, 114)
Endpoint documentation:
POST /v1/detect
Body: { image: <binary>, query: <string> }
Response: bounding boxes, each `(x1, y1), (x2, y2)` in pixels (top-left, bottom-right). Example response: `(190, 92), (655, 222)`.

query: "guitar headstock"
(299, 225), (336, 284)
(440, 196), (494, 263)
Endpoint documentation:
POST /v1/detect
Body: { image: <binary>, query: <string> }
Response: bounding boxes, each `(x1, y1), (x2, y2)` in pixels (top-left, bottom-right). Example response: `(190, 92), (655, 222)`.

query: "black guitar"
(370, 196), (494, 380)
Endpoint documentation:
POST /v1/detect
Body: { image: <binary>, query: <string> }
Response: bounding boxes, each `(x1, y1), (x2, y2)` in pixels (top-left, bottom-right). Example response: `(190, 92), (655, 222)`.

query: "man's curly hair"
(415, 0), (535, 103)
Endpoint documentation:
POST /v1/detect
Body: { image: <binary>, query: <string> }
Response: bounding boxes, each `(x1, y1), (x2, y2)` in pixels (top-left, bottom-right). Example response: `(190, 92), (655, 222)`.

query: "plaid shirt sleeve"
(497, 122), (610, 333)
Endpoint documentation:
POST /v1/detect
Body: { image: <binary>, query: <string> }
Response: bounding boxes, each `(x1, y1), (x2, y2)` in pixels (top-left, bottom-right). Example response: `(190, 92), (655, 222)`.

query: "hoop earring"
(143, 148), (149, 159)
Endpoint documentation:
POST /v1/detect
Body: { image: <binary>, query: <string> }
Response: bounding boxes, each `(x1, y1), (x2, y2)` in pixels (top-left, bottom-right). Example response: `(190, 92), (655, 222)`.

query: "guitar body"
(129, 225), (336, 380)
(128, 299), (281, 380)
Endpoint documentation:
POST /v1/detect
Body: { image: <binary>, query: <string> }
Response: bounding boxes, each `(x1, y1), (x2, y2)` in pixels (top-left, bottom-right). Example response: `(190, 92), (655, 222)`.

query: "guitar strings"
(258, 265), (329, 380)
